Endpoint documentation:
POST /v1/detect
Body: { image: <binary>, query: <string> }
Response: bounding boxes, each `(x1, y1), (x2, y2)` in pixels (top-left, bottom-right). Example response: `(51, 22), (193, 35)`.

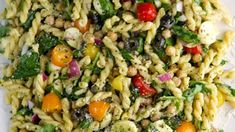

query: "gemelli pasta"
(0, 0), (235, 132)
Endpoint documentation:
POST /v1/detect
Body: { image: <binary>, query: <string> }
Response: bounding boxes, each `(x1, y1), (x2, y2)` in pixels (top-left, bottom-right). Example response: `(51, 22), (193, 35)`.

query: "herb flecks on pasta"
(0, 0), (234, 132)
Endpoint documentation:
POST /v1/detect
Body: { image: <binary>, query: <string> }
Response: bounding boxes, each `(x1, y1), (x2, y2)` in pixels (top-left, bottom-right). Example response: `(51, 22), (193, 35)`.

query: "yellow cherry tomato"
(42, 93), (62, 113)
(51, 44), (73, 67)
(88, 100), (110, 121)
(176, 121), (196, 132)
(217, 90), (225, 108)
(84, 43), (100, 60)
(111, 75), (125, 91)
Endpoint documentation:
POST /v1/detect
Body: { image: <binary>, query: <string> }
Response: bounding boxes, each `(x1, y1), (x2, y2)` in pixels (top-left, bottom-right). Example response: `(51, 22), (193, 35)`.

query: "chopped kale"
(13, 52), (41, 79)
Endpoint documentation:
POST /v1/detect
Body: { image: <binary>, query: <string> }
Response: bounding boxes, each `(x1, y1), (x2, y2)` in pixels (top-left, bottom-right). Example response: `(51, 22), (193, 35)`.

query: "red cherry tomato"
(184, 45), (202, 55)
(136, 3), (157, 22)
(132, 74), (157, 96)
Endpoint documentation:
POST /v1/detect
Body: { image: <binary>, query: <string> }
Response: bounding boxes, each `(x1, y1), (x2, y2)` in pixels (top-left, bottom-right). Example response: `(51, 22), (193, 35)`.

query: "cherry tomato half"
(88, 101), (110, 121)
(136, 2), (157, 22)
(51, 44), (73, 67)
(74, 20), (91, 33)
(184, 45), (202, 55)
(176, 121), (196, 132)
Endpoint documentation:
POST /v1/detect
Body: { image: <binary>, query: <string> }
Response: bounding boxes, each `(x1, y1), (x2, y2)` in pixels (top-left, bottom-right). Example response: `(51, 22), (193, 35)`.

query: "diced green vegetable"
(137, 37), (144, 54)
(0, 26), (10, 39)
(40, 124), (56, 132)
(172, 26), (200, 44)
(13, 52), (41, 79)
(120, 49), (133, 61)
(36, 32), (59, 54)
(183, 82), (204, 101)
(99, 0), (116, 18)
(17, 107), (33, 116)
(79, 118), (92, 129)
(22, 11), (36, 31)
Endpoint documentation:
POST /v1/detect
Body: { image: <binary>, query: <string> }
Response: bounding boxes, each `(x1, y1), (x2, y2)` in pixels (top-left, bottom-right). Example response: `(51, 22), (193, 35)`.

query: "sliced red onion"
(68, 59), (80, 78)
(158, 73), (172, 82)
(42, 72), (48, 81)
(95, 39), (103, 46)
(32, 114), (41, 124)
(28, 100), (34, 110)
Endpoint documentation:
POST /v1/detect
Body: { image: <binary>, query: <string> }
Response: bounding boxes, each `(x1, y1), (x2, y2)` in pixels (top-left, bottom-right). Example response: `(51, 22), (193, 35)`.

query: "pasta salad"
(0, 0), (235, 131)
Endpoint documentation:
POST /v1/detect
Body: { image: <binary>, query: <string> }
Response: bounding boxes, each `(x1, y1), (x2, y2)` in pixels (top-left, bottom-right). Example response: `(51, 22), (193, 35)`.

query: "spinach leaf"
(79, 118), (92, 129)
(13, 52), (40, 79)
(92, 66), (102, 74)
(164, 116), (182, 130)
(172, 26), (200, 44)
(17, 107), (33, 116)
(120, 49), (133, 61)
(0, 26), (10, 38)
(137, 37), (144, 54)
(99, 0), (116, 19)
(165, 37), (175, 46)
(22, 11), (36, 31)
(183, 82), (204, 101)
(40, 124), (56, 132)
(36, 32), (59, 54)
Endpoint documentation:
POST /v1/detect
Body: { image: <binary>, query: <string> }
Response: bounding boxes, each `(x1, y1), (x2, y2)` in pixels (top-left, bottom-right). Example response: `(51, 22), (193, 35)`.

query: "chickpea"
(107, 31), (118, 41)
(167, 104), (176, 114)
(127, 66), (137, 77)
(45, 16), (55, 25)
(172, 77), (181, 87)
(64, 21), (72, 29)
(162, 29), (172, 39)
(123, 1), (132, 10)
(118, 42), (125, 49)
(94, 31), (104, 39)
(141, 119), (150, 128)
(150, 114), (160, 121)
(192, 54), (202, 63)
(165, 46), (176, 56)
(91, 74), (98, 83)
(55, 18), (65, 28)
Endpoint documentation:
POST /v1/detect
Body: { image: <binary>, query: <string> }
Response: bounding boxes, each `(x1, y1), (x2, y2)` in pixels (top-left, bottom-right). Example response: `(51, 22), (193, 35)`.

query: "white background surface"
(0, 0), (235, 132)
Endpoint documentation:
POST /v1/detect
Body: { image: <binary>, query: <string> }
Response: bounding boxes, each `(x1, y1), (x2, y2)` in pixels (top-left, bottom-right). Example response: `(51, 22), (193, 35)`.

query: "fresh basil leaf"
(22, 11), (36, 31)
(40, 124), (56, 132)
(79, 118), (92, 129)
(17, 107), (33, 116)
(172, 26), (200, 44)
(36, 32), (59, 54)
(0, 26), (10, 38)
(13, 52), (41, 79)
(99, 0), (116, 18)
(120, 49), (133, 61)
(183, 82), (204, 101)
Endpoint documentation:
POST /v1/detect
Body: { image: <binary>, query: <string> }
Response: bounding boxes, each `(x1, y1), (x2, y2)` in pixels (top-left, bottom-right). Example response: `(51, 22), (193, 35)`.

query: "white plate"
(0, 0), (235, 132)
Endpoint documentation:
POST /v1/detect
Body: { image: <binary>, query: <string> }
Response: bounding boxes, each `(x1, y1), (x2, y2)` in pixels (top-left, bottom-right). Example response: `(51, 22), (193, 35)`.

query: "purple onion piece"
(42, 72), (48, 81)
(68, 59), (80, 78)
(158, 73), (172, 82)
(32, 114), (41, 124)
(28, 100), (34, 110)
(95, 39), (103, 46)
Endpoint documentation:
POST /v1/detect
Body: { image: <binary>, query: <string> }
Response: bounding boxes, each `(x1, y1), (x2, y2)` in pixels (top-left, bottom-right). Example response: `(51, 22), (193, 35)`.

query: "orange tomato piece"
(88, 101), (110, 121)
(74, 20), (90, 33)
(42, 92), (62, 113)
(176, 121), (196, 132)
(51, 44), (73, 67)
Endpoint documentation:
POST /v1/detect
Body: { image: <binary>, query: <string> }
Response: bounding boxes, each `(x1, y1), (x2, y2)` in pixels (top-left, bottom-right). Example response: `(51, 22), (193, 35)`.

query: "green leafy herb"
(79, 118), (92, 129)
(183, 82), (205, 101)
(87, 52), (101, 74)
(151, 80), (158, 88)
(137, 37), (144, 54)
(22, 11), (36, 31)
(172, 25), (200, 44)
(63, 89), (85, 101)
(62, 0), (73, 20)
(36, 32), (59, 54)
(120, 49), (133, 61)
(164, 116), (182, 130)
(165, 37), (175, 46)
(40, 124), (56, 132)
(17, 107), (33, 116)
(99, 0), (116, 19)
(92, 66), (102, 74)
(130, 84), (140, 102)
(220, 60), (228, 66)
(45, 85), (62, 97)
(13, 52), (41, 79)
(161, 3), (172, 11)
(106, 48), (114, 59)
(0, 26), (10, 38)
(73, 49), (83, 58)
(144, 123), (159, 132)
